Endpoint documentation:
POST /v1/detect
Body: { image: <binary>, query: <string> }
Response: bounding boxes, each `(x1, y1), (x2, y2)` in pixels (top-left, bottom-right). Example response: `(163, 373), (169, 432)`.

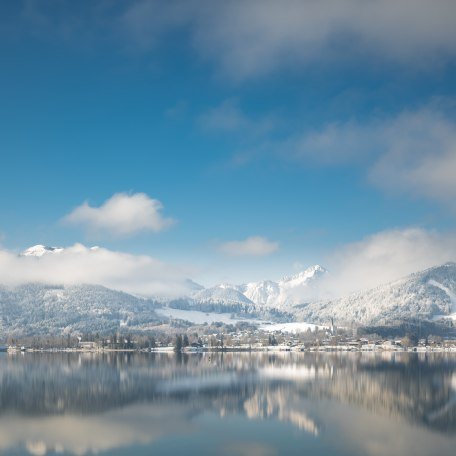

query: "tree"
(401, 332), (418, 348)
(149, 336), (156, 349)
(174, 334), (183, 353)
(183, 334), (189, 347)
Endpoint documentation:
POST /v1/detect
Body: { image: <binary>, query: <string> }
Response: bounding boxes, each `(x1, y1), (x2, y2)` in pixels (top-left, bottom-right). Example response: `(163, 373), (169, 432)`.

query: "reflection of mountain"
(0, 352), (455, 436)
(243, 389), (320, 435)
(305, 354), (456, 432)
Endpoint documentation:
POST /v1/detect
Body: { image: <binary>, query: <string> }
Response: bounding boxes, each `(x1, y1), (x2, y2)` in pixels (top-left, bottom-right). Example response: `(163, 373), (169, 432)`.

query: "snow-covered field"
(156, 308), (325, 331)
(259, 322), (325, 333)
(155, 307), (260, 325)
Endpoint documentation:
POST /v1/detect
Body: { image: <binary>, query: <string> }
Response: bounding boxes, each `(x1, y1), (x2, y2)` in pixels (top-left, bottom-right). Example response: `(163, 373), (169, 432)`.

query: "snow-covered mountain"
(21, 244), (65, 257)
(294, 262), (456, 326)
(21, 244), (100, 257)
(193, 285), (254, 306)
(242, 265), (328, 309)
(3, 245), (456, 333)
(161, 264), (329, 319)
(0, 283), (164, 337)
(171, 263), (456, 327)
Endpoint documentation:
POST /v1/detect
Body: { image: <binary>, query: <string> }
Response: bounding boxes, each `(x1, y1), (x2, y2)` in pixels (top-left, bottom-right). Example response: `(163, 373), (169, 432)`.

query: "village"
(3, 322), (456, 353)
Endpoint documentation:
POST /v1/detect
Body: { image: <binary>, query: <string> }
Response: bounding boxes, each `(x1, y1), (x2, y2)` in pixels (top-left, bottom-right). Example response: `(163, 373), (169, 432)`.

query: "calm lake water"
(0, 351), (455, 455)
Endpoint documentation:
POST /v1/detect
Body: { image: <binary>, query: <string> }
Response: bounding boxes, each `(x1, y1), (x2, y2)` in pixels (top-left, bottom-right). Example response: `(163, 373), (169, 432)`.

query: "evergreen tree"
(149, 336), (156, 349)
(174, 334), (183, 352)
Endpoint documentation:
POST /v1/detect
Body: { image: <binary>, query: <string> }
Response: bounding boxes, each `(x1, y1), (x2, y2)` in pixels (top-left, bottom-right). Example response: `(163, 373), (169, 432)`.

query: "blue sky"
(1, 1), (456, 288)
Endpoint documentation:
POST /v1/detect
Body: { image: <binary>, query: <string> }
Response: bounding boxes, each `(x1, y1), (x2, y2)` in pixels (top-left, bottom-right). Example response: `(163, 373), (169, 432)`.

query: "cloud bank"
(0, 228), (455, 299)
(0, 244), (191, 297)
(369, 109), (456, 204)
(326, 228), (456, 295)
(120, 0), (456, 79)
(297, 107), (456, 207)
(218, 236), (279, 257)
(221, 105), (456, 210)
(14, 1), (456, 81)
(63, 193), (174, 237)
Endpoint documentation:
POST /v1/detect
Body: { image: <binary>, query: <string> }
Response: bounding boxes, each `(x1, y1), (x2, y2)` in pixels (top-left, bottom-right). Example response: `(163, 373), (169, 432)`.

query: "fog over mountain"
(0, 245), (455, 335)
(0, 244), (193, 298)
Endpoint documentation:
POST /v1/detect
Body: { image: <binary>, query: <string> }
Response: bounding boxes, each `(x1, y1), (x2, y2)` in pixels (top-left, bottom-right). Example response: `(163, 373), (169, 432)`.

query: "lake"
(0, 351), (455, 455)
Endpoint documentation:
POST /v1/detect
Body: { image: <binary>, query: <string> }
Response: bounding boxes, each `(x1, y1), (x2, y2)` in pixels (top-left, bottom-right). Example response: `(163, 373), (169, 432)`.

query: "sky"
(0, 0), (456, 292)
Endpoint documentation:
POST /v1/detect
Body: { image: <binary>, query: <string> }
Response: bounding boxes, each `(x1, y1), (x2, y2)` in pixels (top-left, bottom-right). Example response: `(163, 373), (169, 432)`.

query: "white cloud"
(325, 228), (456, 295)
(218, 236), (279, 256)
(0, 244), (192, 297)
(21, 2), (456, 81)
(265, 107), (456, 208)
(368, 109), (456, 203)
(279, 120), (378, 165)
(63, 193), (174, 237)
(13, 0), (456, 81)
(120, 0), (456, 80)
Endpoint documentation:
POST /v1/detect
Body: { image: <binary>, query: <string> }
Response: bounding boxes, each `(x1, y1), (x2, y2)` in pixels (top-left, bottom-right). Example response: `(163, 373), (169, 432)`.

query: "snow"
(192, 285), (253, 305)
(279, 264), (327, 287)
(156, 308), (322, 331)
(241, 264), (328, 310)
(295, 263), (456, 325)
(259, 322), (324, 333)
(8, 248), (456, 329)
(155, 307), (258, 325)
(21, 244), (100, 257)
(0, 283), (162, 335)
(428, 279), (456, 320)
(21, 245), (64, 257)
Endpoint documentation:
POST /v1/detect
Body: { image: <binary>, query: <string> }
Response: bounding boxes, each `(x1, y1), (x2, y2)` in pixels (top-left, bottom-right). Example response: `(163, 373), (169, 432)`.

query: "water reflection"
(0, 352), (455, 455)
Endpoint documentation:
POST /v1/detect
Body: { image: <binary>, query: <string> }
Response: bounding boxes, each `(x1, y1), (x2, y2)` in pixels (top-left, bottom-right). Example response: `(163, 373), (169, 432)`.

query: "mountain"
(164, 285), (258, 317)
(193, 285), (254, 306)
(161, 264), (328, 321)
(0, 283), (164, 337)
(21, 244), (64, 257)
(21, 244), (101, 257)
(293, 262), (456, 326)
(4, 245), (456, 333)
(242, 265), (328, 310)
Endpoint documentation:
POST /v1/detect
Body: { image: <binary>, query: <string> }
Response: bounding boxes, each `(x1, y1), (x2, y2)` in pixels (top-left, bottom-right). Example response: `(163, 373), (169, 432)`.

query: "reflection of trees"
(0, 352), (455, 433)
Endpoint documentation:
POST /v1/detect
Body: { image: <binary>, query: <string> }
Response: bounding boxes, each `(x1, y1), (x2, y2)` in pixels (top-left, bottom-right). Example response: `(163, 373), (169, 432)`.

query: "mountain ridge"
(293, 262), (456, 326)
(2, 245), (455, 334)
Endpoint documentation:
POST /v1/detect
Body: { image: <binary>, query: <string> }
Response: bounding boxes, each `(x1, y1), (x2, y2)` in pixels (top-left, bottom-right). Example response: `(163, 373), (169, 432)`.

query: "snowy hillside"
(166, 285), (260, 317)
(0, 283), (163, 337)
(193, 285), (254, 306)
(293, 262), (456, 326)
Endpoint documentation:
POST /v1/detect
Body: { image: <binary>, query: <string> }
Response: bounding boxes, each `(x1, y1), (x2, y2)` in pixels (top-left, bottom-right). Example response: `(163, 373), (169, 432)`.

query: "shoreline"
(3, 346), (456, 354)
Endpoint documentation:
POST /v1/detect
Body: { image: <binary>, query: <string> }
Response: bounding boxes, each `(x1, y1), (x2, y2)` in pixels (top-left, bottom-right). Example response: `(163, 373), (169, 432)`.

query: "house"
(78, 341), (98, 351)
